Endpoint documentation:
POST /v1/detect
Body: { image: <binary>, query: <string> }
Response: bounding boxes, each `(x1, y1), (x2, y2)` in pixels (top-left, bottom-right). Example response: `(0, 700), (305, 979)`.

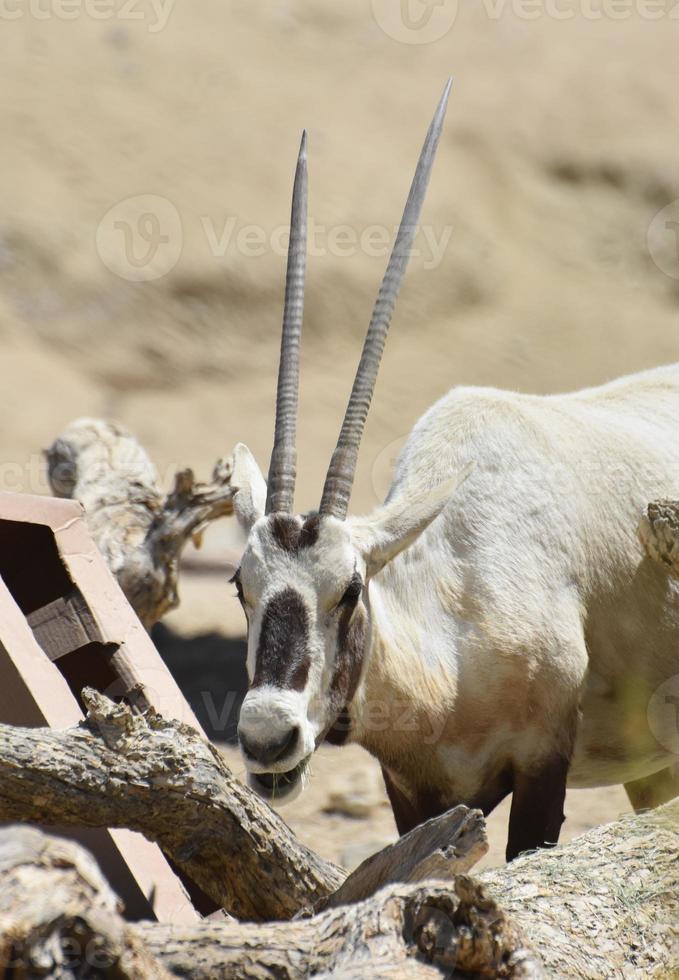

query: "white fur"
(358, 364), (679, 798)
(238, 685), (317, 774)
(232, 443), (267, 532)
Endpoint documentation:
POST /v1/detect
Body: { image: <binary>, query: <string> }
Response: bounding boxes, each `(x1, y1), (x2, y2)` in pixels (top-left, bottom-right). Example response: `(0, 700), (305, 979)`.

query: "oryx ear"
(231, 443), (267, 532)
(348, 464), (473, 578)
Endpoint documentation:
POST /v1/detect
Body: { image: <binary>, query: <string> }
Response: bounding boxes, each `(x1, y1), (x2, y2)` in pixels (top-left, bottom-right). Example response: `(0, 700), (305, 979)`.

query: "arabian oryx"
(232, 80), (679, 860)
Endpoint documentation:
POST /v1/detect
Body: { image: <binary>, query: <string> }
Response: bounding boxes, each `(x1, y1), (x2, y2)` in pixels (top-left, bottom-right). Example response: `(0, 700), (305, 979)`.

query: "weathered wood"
(0, 825), (170, 979)
(0, 690), (501, 924)
(46, 418), (235, 628)
(0, 726), (676, 977)
(0, 689), (343, 921)
(0, 824), (540, 980)
(136, 803), (679, 979)
(480, 798), (679, 979)
(318, 804), (488, 912)
(137, 878), (541, 979)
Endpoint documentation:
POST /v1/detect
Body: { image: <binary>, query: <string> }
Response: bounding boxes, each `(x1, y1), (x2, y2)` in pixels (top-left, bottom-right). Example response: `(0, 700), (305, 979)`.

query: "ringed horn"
(320, 78), (453, 519)
(265, 79), (452, 517)
(265, 130), (308, 515)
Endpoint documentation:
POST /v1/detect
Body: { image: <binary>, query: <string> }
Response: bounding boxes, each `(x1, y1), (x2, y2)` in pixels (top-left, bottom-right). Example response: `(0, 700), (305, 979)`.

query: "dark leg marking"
(382, 766), (513, 837)
(381, 767), (447, 836)
(506, 753), (570, 861)
(253, 587), (310, 691)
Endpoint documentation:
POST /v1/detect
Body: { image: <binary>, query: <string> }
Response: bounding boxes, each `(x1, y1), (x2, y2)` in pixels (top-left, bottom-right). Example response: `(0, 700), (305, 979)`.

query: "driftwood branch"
(0, 691), (489, 923)
(0, 826), (170, 980)
(46, 419), (235, 627)
(318, 804), (488, 912)
(138, 877), (541, 979)
(0, 689), (342, 921)
(0, 691), (675, 975)
(0, 826), (540, 980)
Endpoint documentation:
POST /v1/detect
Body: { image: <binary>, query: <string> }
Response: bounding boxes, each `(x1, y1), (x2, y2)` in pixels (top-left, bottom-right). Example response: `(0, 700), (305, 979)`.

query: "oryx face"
(232, 439), (462, 803)
(234, 509), (367, 801)
(232, 81), (454, 802)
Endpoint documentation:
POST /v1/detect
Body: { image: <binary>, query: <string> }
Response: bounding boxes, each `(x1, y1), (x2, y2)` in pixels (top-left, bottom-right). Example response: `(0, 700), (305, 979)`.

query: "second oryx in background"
(232, 81), (679, 860)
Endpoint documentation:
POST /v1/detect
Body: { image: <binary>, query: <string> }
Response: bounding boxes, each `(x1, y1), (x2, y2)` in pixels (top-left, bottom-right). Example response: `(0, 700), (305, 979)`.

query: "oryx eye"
(340, 573), (363, 607)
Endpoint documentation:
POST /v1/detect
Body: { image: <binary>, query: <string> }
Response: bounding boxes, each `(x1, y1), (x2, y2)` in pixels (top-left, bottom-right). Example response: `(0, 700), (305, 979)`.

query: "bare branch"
(0, 825), (170, 980)
(0, 689), (342, 920)
(46, 419), (235, 627)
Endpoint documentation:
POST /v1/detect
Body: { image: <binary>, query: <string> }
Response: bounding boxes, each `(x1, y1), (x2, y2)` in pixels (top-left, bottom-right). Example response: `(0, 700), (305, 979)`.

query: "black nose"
(239, 726), (299, 768)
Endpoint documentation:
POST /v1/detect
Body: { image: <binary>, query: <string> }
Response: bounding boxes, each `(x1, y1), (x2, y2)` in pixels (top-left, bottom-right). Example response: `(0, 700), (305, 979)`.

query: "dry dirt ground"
(2, 1), (677, 871)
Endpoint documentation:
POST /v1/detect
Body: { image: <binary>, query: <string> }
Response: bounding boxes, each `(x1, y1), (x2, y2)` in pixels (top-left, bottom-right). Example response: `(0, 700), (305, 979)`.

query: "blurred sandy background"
(2, 0), (679, 869)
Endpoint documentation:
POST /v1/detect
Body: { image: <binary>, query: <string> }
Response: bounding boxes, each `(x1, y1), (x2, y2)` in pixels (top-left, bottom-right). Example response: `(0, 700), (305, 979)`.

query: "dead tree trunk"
(0, 825), (541, 979)
(45, 419), (235, 628)
(0, 690), (490, 922)
(480, 800), (679, 978)
(0, 692), (676, 977)
(135, 802), (679, 978)
(0, 689), (342, 921)
(0, 826), (170, 980)
(137, 877), (542, 979)
(0, 805), (676, 979)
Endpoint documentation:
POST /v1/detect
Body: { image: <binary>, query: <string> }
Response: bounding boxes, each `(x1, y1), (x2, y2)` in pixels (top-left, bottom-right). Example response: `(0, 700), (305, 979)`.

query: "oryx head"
(234, 81), (458, 802)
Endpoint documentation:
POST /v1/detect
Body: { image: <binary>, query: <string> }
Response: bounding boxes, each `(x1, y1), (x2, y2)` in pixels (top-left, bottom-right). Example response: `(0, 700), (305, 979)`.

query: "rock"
(323, 767), (388, 819)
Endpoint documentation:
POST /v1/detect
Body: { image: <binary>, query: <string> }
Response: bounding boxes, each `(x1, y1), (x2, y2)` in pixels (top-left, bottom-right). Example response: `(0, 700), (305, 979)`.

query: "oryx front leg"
(506, 752), (571, 861)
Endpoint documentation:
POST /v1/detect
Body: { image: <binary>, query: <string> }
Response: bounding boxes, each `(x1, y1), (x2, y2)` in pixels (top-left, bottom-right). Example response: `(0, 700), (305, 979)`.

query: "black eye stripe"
(253, 587), (311, 692)
(340, 572), (363, 607)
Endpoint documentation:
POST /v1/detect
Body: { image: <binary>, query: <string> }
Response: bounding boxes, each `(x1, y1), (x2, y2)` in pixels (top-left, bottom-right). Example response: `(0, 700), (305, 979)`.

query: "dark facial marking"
(323, 600), (367, 746)
(269, 513), (321, 553)
(253, 587), (311, 692)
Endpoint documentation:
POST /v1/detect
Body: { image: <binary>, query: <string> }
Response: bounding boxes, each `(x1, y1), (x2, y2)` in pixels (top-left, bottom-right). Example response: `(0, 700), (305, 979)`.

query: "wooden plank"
(0, 497), (203, 924)
(27, 591), (102, 662)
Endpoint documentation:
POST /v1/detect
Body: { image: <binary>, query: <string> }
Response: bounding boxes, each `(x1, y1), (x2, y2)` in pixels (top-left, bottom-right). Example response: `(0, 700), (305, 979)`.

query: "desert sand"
(2, 0), (678, 870)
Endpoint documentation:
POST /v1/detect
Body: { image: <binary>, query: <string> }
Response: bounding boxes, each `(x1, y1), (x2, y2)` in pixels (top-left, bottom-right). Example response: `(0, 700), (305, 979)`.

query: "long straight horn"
(265, 131), (308, 515)
(319, 80), (452, 519)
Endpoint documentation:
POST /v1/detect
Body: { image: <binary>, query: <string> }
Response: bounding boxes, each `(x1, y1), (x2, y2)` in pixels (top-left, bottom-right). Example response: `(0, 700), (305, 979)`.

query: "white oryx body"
(233, 85), (679, 859)
(352, 366), (679, 811)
